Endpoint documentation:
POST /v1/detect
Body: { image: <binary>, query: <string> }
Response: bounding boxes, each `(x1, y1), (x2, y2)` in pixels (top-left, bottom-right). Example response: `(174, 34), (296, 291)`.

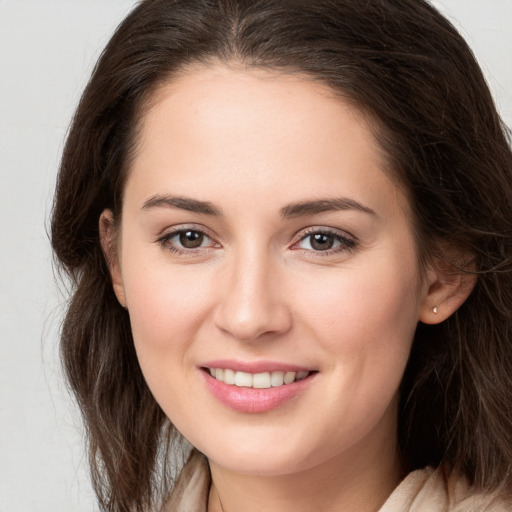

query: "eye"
(292, 228), (356, 254)
(177, 230), (207, 249)
(302, 233), (338, 251)
(157, 227), (220, 254)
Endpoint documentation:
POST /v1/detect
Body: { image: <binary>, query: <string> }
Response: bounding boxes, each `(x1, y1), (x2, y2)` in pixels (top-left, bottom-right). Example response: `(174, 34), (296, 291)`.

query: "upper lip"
(200, 359), (314, 374)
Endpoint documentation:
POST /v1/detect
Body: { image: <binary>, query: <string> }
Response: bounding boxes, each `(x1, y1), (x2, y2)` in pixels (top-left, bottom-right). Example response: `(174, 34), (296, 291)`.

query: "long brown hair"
(51, 1), (512, 510)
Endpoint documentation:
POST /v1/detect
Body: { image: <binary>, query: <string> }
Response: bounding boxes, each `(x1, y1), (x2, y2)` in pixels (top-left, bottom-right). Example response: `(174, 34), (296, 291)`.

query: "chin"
(197, 435), (316, 476)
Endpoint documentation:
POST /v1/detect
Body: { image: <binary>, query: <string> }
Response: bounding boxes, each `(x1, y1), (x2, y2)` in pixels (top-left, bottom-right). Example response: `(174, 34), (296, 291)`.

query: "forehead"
(136, 64), (382, 164)
(126, 64), (408, 218)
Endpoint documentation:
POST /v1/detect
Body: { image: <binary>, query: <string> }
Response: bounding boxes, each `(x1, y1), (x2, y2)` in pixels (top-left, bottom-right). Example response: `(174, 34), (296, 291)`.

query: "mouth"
(203, 367), (313, 388)
(200, 360), (318, 413)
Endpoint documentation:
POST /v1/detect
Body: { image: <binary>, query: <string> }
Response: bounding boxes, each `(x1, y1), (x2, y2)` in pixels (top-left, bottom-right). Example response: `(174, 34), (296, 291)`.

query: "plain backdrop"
(0, 1), (510, 510)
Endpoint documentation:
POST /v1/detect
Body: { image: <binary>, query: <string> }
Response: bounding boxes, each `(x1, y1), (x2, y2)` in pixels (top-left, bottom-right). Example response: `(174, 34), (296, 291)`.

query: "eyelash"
(156, 226), (357, 257)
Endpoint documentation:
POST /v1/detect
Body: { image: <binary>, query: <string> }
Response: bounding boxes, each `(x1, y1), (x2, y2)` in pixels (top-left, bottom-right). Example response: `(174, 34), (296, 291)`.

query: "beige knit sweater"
(163, 450), (510, 512)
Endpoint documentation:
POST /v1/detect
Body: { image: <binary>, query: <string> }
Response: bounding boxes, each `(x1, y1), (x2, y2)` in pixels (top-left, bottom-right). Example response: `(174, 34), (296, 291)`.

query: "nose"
(213, 248), (292, 342)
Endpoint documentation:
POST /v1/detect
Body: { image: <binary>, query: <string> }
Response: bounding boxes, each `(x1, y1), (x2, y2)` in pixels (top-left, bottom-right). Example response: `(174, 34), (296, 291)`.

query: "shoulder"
(379, 465), (512, 512)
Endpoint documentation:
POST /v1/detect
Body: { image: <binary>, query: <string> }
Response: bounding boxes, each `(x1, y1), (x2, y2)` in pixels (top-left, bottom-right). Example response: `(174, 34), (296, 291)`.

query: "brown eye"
(309, 233), (335, 251)
(158, 227), (220, 255)
(179, 230), (204, 248)
(293, 229), (356, 255)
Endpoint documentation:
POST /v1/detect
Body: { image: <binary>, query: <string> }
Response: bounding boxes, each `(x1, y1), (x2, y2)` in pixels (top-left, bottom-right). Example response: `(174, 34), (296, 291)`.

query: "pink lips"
(200, 360), (316, 413)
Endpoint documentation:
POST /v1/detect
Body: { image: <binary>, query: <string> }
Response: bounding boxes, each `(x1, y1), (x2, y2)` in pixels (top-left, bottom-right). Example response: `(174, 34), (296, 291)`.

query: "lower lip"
(201, 370), (316, 413)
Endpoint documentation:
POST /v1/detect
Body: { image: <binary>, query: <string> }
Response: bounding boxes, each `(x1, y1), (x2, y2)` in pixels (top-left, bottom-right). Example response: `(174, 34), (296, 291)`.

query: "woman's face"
(110, 65), (434, 476)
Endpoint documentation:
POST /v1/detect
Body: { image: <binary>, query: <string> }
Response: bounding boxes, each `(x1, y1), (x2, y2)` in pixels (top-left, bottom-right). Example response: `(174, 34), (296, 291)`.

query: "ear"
(99, 209), (127, 309)
(419, 254), (477, 325)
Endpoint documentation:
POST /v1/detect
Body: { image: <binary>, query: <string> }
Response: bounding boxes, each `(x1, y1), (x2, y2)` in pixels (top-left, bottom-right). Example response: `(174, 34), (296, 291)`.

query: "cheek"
(301, 262), (419, 334)
(122, 264), (217, 409)
(296, 254), (421, 387)
(290, 261), (421, 446)
(120, 242), (216, 357)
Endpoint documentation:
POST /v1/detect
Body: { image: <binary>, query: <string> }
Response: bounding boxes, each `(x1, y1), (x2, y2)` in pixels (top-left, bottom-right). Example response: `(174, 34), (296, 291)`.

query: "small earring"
(433, 306), (438, 314)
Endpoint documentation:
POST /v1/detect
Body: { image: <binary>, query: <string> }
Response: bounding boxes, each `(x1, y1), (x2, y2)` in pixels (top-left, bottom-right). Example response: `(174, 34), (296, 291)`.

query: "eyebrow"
(280, 198), (378, 218)
(141, 194), (377, 219)
(142, 195), (222, 216)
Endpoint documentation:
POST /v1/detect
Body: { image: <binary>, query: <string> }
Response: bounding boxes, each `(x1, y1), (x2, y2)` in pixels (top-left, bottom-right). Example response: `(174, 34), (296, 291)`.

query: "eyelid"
(155, 222), (217, 238)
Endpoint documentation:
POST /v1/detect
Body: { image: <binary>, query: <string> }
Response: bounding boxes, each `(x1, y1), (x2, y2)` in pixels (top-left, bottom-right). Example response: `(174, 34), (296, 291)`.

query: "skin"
(101, 64), (474, 512)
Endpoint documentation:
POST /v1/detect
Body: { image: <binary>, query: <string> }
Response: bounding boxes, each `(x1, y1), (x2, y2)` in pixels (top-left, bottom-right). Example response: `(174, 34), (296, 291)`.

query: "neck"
(207, 429), (403, 512)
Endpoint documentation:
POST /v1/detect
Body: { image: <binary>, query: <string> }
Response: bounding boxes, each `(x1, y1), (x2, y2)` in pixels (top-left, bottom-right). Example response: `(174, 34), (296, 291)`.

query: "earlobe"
(419, 259), (477, 325)
(99, 209), (127, 309)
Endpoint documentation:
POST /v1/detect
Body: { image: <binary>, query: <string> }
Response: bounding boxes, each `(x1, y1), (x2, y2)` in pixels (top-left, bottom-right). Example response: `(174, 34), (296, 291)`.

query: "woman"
(51, 0), (512, 511)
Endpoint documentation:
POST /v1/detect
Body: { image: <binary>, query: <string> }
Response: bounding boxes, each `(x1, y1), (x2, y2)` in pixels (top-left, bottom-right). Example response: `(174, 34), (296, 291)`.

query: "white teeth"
(208, 368), (311, 388)
(284, 371), (296, 384)
(253, 372), (271, 389)
(271, 371), (284, 387)
(235, 371), (253, 387)
(223, 368), (236, 385)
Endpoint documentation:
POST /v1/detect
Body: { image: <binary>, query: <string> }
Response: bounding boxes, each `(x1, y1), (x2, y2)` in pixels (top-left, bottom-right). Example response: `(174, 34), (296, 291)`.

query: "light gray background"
(0, 1), (510, 510)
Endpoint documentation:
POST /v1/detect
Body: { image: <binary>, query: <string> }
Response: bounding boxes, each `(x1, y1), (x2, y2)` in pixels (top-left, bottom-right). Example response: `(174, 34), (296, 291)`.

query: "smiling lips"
(201, 362), (316, 413)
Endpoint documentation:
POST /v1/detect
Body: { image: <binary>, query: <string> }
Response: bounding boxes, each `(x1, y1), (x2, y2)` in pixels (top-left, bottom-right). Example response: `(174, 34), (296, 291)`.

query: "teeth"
(208, 368), (311, 388)
(253, 372), (271, 389)
(283, 371), (295, 384)
(270, 371), (284, 387)
(235, 371), (253, 387)
(223, 368), (236, 385)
